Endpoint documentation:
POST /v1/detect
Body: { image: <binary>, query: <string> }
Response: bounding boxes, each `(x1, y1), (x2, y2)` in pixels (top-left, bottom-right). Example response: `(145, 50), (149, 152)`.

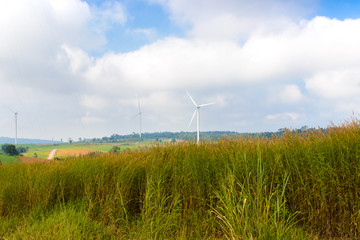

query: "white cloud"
(149, 0), (315, 40)
(130, 28), (158, 40)
(81, 112), (107, 124)
(60, 45), (94, 73)
(280, 84), (303, 103)
(0, 0), (104, 57)
(91, 1), (127, 26)
(81, 95), (108, 109)
(84, 38), (248, 93)
(305, 69), (360, 99)
(49, 0), (90, 27)
(0, 0), (107, 95)
(79, 17), (360, 95)
(265, 112), (301, 121)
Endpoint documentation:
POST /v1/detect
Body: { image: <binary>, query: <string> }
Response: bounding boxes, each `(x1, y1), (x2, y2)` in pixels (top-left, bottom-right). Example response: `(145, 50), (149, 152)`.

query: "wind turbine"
(134, 97), (142, 139)
(187, 91), (215, 144)
(8, 108), (18, 145)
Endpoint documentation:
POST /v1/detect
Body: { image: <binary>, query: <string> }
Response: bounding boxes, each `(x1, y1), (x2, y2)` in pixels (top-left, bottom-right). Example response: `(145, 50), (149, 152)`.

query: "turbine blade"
(198, 102), (216, 107)
(186, 91), (197, 106)
(188, 109), (197, 128)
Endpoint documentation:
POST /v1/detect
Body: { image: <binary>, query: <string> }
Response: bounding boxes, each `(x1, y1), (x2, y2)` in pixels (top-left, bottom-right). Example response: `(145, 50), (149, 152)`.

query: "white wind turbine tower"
(8, 108), (19, 145)
(187, 91), (215, 144)
(134, 97), (142, 139)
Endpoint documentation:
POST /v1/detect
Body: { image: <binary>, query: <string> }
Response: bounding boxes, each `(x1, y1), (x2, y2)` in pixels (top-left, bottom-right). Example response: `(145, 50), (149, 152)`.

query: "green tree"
(1, 144), (9, 153)
(5, 144), (18, 156)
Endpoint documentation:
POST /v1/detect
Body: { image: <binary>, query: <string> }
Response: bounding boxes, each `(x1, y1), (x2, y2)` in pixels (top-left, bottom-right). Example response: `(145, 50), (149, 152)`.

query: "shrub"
(109, 146), (121, 153)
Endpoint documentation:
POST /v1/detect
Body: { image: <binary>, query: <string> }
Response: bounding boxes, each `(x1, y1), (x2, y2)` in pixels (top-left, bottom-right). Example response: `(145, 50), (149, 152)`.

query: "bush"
(109, 146), (121, 153)
(17, 147), (28, 154)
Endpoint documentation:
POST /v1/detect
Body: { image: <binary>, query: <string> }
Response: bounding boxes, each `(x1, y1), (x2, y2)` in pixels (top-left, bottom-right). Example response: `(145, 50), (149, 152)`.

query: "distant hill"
(0, 137), (60, 144)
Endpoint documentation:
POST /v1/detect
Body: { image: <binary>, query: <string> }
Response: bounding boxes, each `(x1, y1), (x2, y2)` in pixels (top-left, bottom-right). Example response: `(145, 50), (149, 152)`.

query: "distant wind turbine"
(8, 108), (19, 145)
(187, 91), (215, 144)
(134, 97), (142, 139)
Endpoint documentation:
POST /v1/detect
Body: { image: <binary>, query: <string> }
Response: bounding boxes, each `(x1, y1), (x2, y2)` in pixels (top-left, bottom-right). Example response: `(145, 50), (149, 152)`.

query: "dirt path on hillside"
(48, 149), (57, 160)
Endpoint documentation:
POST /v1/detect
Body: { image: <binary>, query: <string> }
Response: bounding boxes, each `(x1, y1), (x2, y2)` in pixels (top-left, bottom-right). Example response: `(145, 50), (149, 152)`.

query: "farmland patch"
(56, 148), (106, 157)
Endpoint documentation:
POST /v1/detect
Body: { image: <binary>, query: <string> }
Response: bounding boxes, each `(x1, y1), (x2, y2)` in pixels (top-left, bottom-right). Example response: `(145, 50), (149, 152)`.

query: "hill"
(0, 137), (60, 144)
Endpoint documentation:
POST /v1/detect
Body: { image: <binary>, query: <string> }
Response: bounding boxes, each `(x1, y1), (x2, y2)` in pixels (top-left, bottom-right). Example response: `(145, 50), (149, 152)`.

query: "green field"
(1, 120), (360, 239)
(0, 155), (19, 164)
(22, 140), (154, 159)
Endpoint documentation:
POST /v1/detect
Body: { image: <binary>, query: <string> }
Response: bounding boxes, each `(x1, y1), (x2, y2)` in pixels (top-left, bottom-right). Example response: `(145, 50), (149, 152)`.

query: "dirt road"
(48, 149), (57, 160)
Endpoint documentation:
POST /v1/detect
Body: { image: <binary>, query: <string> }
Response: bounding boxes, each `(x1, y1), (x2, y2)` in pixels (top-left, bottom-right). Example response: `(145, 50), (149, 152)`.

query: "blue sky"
(317, 0), (360, 19)
(89, 0), (360, 53)
(87, 0), (185, 54)
(1, 0), (360, 141)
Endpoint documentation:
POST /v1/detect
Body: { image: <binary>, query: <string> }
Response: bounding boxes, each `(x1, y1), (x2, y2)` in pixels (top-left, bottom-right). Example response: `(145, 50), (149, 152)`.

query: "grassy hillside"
(1, 119), (360, 239)
(0, 155), (19, 164)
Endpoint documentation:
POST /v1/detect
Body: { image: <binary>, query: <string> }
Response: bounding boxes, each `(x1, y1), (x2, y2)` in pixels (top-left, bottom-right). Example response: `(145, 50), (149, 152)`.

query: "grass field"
(1, 120), (360, 239)
(0, 155), (19, 164)
(22, 140), (154, 159)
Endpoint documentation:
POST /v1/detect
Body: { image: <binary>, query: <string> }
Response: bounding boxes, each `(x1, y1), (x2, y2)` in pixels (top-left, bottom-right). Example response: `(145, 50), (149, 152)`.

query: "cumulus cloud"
(149, 0), (316, 40)
(78, 17), (360, 93)
(0, 0), (131, 139)
(84, 38), (248, 93)
(0, 0), (106, 95)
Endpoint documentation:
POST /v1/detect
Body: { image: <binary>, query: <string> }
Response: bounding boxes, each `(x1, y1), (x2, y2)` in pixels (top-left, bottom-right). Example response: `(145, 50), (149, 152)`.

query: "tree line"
(78, 126), (323, 143)
(0, 144), (28, 156)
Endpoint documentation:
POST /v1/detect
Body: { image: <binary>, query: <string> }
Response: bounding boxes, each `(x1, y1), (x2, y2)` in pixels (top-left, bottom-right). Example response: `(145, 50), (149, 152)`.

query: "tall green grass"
(1, 118), (360, 239)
